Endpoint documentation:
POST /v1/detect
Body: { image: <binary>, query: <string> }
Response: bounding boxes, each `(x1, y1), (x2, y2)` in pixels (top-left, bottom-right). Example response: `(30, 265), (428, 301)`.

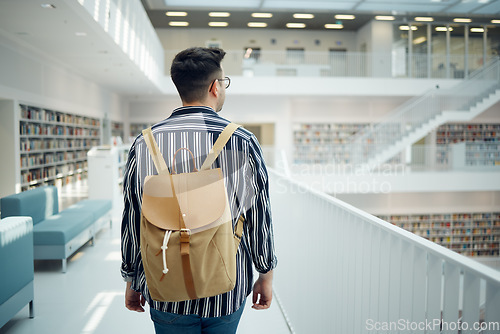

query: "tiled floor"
(0, 180), (290, 334)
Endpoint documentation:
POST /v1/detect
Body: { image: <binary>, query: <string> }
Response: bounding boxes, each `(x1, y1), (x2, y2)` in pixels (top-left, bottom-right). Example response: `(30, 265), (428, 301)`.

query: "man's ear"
(209, 81), (219, 98)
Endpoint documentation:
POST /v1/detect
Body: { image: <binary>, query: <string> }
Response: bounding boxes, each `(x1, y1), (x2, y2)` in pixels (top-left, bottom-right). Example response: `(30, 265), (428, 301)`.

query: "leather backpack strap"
(200, 123), (241, 171)
(142, 128), (187, 229)
(142, 128), (170, 175)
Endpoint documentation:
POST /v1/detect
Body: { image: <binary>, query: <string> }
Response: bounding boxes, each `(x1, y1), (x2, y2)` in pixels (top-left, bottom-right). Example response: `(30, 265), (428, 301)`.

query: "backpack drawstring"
(159, 230), (172, 280)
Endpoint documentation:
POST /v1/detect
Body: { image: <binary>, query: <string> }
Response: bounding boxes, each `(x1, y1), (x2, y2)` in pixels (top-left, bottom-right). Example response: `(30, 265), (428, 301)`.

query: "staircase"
(349, 58), (500, 169)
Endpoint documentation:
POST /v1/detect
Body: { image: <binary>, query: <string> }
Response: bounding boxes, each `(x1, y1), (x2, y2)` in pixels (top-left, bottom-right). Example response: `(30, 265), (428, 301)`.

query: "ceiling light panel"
(325, 24), (343, 29)
(492, 20), (500, 24)
(41, 4), (56, 9)
(335, 15), (355, 20)
(209, 12), (230, 17)
(169, 21), (189, 26)
(375, 16), (395, 21)
(470, 27), (485, 32)
(252, 13), (273, 18)
(209, 22), (229, 27)
(286, 23), (306, 29)
(453, 18), (472, 23)
(248, 22), (268, 28)
(399, 25), (418, 31)
(414, 17), (434, 22)
(166, 11), (187, 16)
(435, 26), (453, 31)
(293, 13), (314, 19)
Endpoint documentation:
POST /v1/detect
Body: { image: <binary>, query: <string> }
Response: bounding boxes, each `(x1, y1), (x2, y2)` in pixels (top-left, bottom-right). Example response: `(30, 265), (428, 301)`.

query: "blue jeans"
(150, 301), (245, 334)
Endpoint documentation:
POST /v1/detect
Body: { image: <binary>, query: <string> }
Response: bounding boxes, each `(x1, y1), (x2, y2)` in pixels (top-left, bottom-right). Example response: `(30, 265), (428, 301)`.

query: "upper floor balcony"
(161, 50), (493, 96)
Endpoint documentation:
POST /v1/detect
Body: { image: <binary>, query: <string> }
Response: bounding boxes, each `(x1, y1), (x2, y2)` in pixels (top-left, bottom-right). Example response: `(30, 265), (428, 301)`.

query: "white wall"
(156, 28), (358, 53)
(356, 20), (393, 77)
(0, 33), (126, 121)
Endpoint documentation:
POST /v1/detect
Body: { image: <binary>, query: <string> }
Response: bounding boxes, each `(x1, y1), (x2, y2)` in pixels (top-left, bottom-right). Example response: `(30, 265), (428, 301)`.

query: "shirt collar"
(170, 106), (218, 117)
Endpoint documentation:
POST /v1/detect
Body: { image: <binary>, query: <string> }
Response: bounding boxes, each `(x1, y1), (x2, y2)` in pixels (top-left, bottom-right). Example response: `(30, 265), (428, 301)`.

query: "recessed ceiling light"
(248, 22), (267, 28)
(470, 27), (485, 33)
(335, 15), (355, 20)
(209, 12), (230, 17)
(75, 32), (87, 36)
(435, 26), (453, 31)
(492, 20), (500, 24)
(415, 17), (434, 22)
(252, 13), (273, 18)
(293, 13), (314, 19)
(453, 18), (471, 23)
(325, 24), (343, 29)
(399, 25), (418, 31)
(166, 11), (187, 17)
(375, 16), (395, 21)
(287, 23), (306, 28)
(209, 22), (229, 27)
(41, 4), (56, 9)
(169, 21), (189, 27)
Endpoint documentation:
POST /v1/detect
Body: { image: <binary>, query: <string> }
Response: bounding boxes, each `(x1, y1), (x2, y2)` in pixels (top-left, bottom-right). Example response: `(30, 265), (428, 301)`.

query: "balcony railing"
(165, 50), (494, 79)
(269, 168), (500, 333)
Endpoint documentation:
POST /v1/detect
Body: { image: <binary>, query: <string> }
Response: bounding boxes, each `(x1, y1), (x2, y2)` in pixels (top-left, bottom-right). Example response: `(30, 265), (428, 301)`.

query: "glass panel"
(431, 25), (448, 78)
(450, 25), (466, 79)
(412, 24), (429, 78)
(487, 26), (500, 62)
(393, 24), (409, 78)
(469, 27), (484, 73)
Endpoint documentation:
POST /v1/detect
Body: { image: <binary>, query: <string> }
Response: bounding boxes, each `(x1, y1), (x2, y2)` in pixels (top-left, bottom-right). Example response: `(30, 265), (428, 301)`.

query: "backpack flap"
(142, 168), (227, 232)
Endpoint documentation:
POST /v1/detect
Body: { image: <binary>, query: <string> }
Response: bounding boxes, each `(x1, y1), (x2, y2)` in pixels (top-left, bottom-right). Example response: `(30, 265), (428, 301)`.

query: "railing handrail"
(350, 57), (500, 143)
(269, 168), (500, 283)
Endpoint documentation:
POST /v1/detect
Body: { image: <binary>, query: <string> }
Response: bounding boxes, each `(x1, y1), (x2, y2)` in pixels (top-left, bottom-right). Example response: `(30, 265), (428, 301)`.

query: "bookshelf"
(111, 121), (124, 139)
(18, 104), (101, 191)
(293, 123), (368, 164)
(130, 122), (153, 139)
(436, 123), (500, 167)
(378, 212), (500, 257)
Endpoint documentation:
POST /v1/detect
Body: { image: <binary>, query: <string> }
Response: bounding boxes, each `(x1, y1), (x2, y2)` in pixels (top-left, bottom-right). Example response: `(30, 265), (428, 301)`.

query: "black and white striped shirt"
(121, 106), (277, 317)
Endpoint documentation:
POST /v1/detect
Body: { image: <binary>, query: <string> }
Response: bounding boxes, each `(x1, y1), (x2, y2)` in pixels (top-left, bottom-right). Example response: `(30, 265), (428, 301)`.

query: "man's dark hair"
(170, 47), (226, 103)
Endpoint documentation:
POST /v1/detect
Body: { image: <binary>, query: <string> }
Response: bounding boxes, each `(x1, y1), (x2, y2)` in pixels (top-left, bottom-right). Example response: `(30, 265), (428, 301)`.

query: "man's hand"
(125, 281), (146, 312)
(252, 270), (273, 310)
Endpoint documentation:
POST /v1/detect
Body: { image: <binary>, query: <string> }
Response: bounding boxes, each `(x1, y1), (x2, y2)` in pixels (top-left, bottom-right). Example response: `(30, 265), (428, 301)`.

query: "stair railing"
(348, 57), (500, 166)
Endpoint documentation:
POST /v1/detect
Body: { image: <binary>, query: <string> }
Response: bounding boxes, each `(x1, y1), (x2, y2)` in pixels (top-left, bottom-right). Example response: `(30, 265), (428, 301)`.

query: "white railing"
(348, 58), (500, 166)
(269, 169), (500, 334)
(165, 50), (493, 79)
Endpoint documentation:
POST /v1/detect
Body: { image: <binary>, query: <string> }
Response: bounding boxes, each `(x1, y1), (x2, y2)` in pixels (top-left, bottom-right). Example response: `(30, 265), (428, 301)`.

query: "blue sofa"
(1, 186), (112, 272)
(0, 216), (34, 328)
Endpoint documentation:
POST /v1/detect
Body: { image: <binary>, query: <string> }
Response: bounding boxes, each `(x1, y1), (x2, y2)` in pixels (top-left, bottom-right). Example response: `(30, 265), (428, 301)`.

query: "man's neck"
(182, 101), (216, 110)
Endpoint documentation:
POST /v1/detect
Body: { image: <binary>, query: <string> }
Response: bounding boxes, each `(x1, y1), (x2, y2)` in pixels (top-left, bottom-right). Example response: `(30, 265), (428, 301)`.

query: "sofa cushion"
(62, 200), (112, 221)
(33, 211), (94, 245)
(1, 186), (59, 225)
(0, 217), (34, 303)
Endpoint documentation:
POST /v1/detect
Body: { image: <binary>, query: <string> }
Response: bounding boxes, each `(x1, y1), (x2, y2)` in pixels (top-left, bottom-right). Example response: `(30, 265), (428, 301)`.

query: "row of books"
(20, 123), (99, 137)
(20, 138), (100, 152)
(20, 162), (88, 184)
(20, 151), (87, 168)
(20, 105), (100, 127)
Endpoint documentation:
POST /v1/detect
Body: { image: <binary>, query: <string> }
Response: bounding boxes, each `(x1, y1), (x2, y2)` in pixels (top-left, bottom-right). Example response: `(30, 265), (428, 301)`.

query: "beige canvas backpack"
(140, 123), (244, 302)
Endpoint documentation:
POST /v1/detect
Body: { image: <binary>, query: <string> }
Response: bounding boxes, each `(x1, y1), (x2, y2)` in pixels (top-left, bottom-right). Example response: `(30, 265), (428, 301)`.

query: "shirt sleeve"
(244, 135), (278, 274)
(120, 142), (142, 283)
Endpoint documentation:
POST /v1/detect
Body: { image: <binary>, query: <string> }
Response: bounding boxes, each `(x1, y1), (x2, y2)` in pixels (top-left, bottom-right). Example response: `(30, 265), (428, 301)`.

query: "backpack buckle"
(180, 229), (191, 244)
